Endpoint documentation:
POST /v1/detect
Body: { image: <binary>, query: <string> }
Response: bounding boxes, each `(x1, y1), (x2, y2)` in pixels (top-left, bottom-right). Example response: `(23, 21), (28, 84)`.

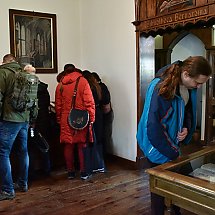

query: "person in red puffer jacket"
(55, 66), (95, 180)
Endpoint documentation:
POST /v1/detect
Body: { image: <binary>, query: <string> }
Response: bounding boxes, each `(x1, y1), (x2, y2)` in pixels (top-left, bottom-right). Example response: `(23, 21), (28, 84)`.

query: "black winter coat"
(35, 81), (50, 139)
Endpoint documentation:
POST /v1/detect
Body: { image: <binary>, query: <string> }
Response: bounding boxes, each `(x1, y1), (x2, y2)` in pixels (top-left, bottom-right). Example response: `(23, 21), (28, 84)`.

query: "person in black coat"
(92, 72), (114, 158)
(24, 65), (51, 180)
(35, 81), (51, 138)
(29, 80), (51, 179)
(83, 70), (106, 173)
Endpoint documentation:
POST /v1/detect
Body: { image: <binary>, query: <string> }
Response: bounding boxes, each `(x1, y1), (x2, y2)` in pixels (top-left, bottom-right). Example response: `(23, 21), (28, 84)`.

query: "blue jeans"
(0, 120), (29, 193)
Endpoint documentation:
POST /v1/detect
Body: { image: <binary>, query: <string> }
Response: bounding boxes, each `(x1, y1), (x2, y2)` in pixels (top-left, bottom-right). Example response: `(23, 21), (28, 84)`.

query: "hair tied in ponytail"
(178, 60), (183, 67)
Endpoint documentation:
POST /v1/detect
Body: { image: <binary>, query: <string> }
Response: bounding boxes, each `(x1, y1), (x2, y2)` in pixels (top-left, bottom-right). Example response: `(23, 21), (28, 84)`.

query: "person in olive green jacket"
(0, 54), (38, 201)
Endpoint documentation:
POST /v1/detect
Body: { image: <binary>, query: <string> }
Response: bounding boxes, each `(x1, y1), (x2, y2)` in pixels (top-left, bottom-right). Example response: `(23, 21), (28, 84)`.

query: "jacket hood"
(156, 60), (181, 78)
(61, 71), (82, 85)
(38, 81), (48, 92)
(0, 62), (22, 71)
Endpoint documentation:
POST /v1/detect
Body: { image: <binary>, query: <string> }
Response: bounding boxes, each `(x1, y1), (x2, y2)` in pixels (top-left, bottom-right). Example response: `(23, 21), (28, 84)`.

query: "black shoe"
(68, 171), (75, 180)
(80, 172), (92, 180)
(0, 191), (15, 201)
(13, 183), (28, 192)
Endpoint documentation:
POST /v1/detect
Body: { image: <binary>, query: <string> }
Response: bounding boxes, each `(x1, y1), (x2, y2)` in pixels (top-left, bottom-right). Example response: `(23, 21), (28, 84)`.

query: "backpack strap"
(4, 66), (19, 74)
(71, 76), (81, 109)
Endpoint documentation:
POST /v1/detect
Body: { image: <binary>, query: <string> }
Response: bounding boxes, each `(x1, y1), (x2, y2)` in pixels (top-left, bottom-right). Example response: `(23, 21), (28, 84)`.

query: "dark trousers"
(103, 110), (114, 155)
(28, 142), (51, 180)
(83, 128), (105, 174)
(91, 138), (105, 171)
(146, 158), (181, 215)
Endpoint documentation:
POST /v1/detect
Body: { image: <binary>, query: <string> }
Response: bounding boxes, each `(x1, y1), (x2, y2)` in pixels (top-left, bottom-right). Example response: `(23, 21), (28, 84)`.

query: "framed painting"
(9, 9), (58, 73)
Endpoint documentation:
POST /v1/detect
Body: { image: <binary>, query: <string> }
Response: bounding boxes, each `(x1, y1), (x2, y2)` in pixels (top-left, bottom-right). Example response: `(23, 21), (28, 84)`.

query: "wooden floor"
(1, 163), (151, 215)
(0, 146), (202, 215)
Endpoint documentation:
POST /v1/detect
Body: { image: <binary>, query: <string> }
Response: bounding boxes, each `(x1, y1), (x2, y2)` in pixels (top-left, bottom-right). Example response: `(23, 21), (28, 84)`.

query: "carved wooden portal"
(133, 0), (215, 165)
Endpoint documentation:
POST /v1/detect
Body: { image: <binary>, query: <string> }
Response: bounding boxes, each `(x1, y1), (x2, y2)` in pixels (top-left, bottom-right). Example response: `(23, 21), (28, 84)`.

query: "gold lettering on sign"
(175, 8), (208, 21)
(149, 16), (173, 26)
(143, 6), (209, 30)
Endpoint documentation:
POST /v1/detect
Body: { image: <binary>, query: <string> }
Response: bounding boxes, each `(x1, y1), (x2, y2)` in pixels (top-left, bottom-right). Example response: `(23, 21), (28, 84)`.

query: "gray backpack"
(6, 67), (39, 112)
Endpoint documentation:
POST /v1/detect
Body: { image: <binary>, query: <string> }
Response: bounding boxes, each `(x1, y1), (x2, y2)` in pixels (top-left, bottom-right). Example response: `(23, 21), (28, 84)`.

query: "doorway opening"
(171, 33), (206, 142)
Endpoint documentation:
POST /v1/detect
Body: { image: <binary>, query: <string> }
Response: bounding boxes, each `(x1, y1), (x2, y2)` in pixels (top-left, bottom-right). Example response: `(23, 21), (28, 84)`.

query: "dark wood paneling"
(155, 49), (169, 72)
(134, 0), (215, 35)
(139, 0), (147, 20)
(162, 27), (212, 50)
(196, 0), (209, 6)
(206, 49), (215, 143)
(147, 0), (156, 18)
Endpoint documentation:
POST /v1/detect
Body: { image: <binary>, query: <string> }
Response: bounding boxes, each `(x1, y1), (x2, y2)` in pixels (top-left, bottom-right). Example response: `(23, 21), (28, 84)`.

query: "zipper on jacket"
(148, 146), (154, 154)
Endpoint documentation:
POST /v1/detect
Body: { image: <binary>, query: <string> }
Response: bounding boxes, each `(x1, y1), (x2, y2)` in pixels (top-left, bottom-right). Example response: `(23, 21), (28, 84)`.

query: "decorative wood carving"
(133, 0), (215, 36)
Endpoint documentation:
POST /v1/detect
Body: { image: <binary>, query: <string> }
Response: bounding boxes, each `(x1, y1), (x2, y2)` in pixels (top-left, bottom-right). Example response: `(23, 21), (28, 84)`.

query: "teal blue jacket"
(136, 78), (197, 164)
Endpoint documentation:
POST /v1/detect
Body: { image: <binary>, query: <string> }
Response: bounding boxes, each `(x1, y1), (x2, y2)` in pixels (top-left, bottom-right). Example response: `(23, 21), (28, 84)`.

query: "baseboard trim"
(106, 154), (137, 170)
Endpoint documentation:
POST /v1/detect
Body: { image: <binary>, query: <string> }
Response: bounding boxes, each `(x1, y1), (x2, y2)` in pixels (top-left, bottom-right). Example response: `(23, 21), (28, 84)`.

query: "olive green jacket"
(0, 62), (37, 123)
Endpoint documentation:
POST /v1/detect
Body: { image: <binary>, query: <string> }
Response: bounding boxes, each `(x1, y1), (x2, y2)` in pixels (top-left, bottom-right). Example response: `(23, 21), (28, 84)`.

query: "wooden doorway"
(136, 27), (215, 164)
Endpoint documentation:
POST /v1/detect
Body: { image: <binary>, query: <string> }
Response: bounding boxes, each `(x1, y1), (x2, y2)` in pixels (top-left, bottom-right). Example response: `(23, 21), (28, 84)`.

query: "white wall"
(0, 0), (137, 161)
(0, 0), (81, 101)
(80, 0), (137, 161)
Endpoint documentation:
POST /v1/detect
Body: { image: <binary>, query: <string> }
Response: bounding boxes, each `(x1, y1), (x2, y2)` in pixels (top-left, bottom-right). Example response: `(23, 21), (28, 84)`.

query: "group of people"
(0, 52), (212, 215)
(0, 53), (113, 201)
(55, 64), (113, 180)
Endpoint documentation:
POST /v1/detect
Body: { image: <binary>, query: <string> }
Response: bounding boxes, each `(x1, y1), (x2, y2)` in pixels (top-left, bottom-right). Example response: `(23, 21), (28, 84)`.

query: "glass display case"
(146, 146), (215, 215)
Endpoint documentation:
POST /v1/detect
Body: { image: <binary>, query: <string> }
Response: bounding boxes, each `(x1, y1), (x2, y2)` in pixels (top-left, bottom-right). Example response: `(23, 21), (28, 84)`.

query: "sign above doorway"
(133, 1), (215, 37)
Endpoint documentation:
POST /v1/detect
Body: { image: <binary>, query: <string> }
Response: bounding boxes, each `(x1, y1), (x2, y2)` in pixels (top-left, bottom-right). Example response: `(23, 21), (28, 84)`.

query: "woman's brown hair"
(83, 70), (102, 100)
(157, 56), (212, 100)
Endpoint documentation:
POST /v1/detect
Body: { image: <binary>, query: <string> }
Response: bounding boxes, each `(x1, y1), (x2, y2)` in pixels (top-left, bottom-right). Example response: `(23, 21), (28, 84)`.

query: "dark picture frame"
(9, 9), (57, 73)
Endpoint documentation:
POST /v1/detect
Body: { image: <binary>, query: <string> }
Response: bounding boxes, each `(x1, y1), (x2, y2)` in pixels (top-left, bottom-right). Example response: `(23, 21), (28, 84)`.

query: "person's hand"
(177, 128), (188, 142)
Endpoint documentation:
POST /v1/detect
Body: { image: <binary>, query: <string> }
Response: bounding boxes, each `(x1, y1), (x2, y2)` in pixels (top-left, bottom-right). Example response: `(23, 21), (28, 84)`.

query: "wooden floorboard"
(0, 161), (196, 215)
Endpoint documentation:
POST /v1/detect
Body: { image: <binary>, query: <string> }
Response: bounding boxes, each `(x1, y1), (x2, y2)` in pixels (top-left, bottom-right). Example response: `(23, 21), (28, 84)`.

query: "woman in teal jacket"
(137, 56), (212, 215)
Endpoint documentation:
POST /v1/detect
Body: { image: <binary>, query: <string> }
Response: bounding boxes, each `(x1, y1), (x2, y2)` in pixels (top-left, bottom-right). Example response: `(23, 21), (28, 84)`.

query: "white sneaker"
(93, 167), (105, 173)
(80, 172), (92, 180)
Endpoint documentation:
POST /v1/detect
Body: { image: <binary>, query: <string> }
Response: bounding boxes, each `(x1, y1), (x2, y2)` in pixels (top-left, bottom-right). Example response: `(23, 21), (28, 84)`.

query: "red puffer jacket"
(55, 71), (95, 144)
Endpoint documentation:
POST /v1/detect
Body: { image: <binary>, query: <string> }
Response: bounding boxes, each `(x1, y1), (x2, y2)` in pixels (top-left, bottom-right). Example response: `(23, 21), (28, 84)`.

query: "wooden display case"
(146, 146), (215, 215)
